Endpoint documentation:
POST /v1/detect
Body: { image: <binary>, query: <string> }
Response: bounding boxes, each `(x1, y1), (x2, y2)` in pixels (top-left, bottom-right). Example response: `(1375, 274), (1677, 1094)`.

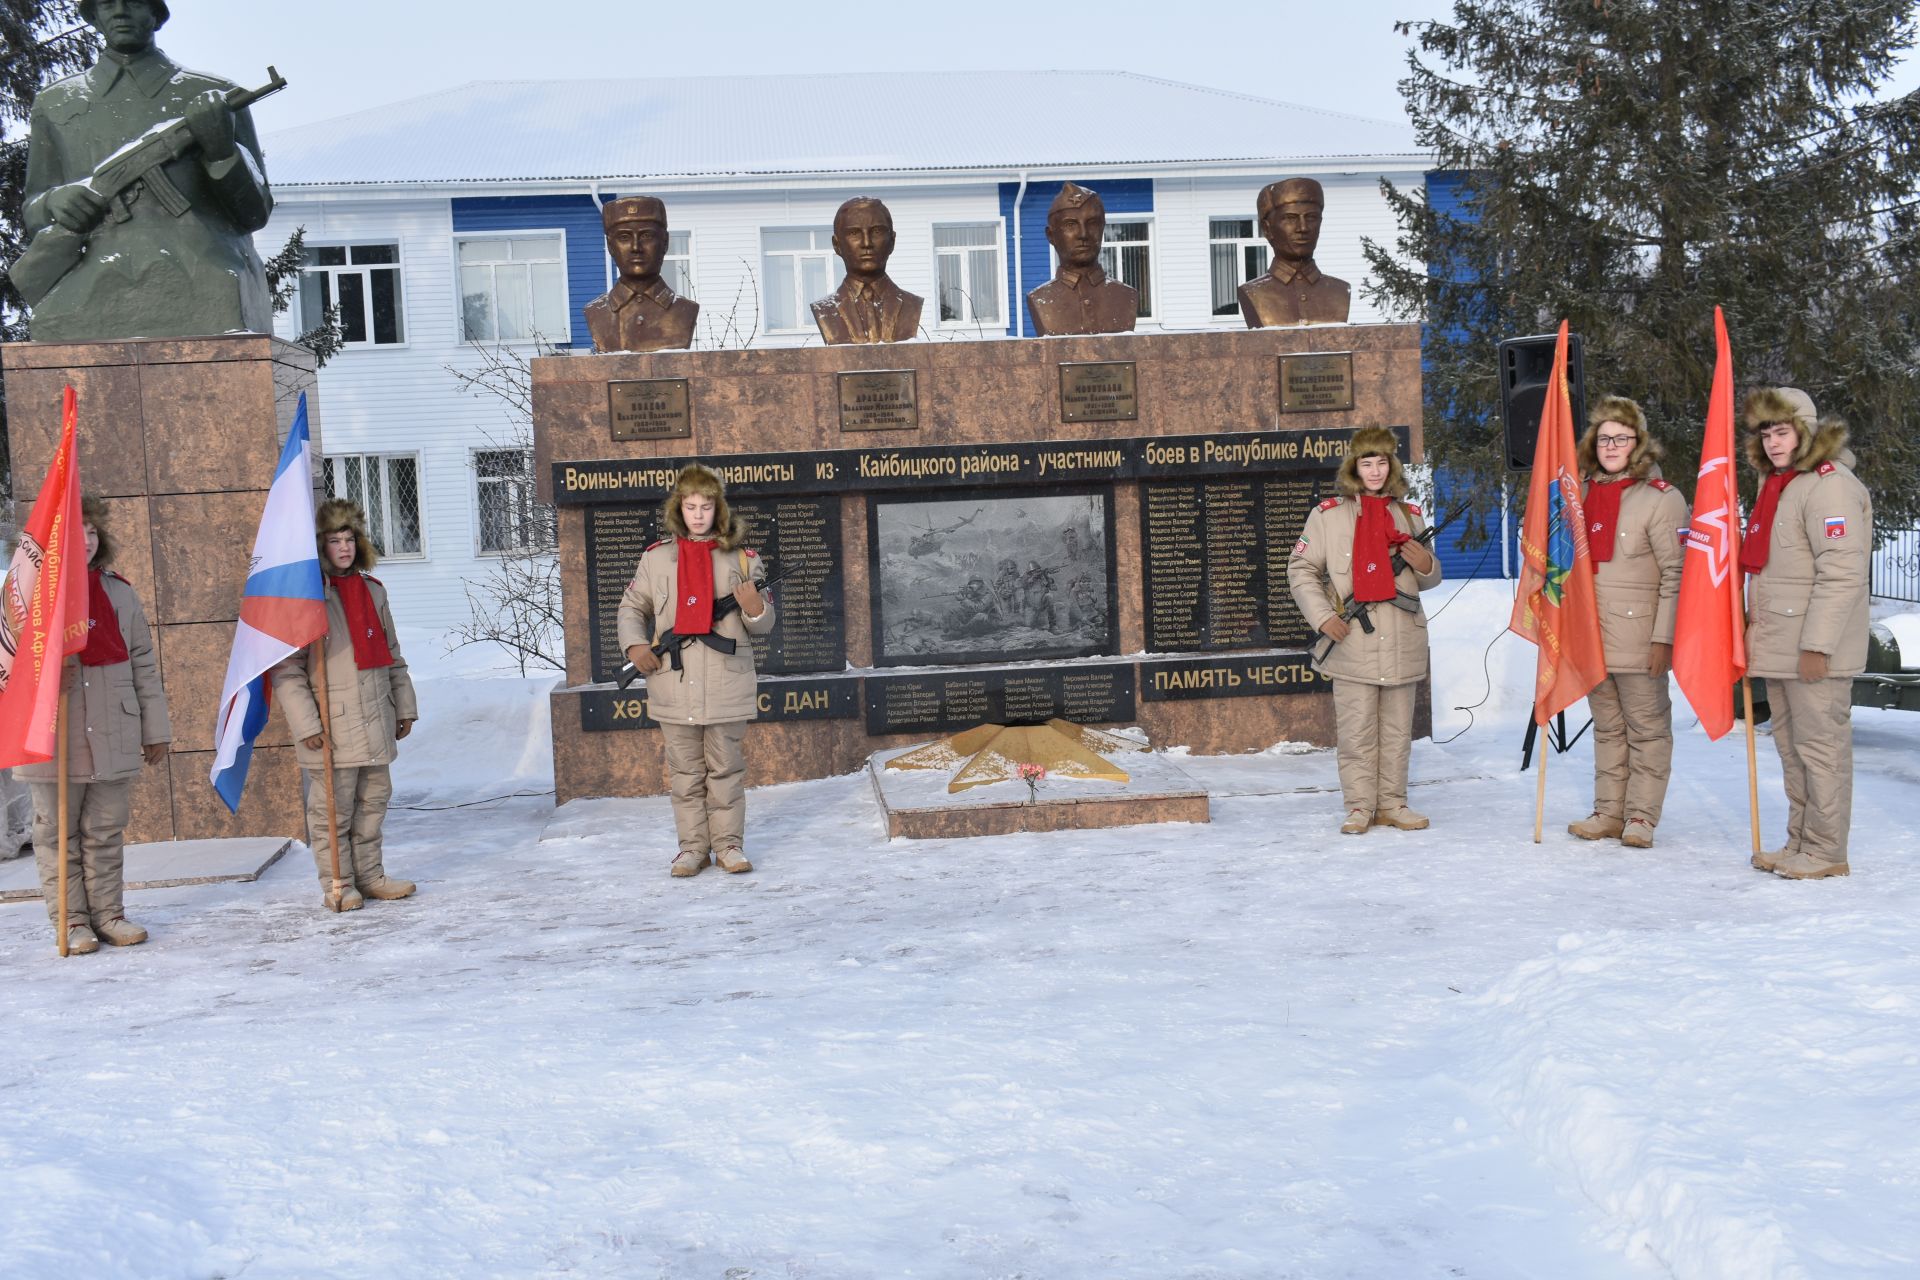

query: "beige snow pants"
(1332, 679), (1416, 815)
(30, 779), (131, 928)
(1766, 677), (1855, 867)
(1587, 673), (1674, 826)
(303, 765), (396, 887)
(660, 721), (749, 854)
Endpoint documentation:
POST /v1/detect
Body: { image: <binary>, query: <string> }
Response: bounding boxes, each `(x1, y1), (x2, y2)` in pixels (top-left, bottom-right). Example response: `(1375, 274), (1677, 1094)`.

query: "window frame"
(1206, 215), (1272, 322)
(299, 240), (408, 349)
(759, 225), (845, 335)
(470, 446), (556, 558)
(323, 450), (428, 562)
(452, 228), (573, 347)
(930, 218), (1007, 330)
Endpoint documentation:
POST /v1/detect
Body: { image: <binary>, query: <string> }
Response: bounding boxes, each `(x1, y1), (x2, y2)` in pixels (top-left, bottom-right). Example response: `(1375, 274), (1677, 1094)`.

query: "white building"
(257, 70), (1431, 625)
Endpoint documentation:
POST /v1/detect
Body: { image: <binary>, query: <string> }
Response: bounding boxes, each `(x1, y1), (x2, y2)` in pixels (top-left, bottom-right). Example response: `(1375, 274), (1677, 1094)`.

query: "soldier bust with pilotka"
(584, 195), (700, 354)
(1025, 182), (1138, 337)
(16, 0), (281, 342)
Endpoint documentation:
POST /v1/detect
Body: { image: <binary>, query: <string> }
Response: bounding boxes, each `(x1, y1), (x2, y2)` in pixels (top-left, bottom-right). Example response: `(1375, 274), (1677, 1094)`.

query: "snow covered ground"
(3, 584), (1916, 1279)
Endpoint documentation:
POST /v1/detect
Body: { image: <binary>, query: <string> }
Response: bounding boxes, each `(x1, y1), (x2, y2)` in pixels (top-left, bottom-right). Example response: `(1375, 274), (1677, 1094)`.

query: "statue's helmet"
(80, 0), (171, 29)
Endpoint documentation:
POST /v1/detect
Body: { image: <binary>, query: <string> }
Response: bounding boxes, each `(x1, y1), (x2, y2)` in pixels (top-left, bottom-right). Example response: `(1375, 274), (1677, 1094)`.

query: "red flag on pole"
(0, 386), (89, 768)
(1509, 321), (1608, 724)
(1673, 306), (1746, 739)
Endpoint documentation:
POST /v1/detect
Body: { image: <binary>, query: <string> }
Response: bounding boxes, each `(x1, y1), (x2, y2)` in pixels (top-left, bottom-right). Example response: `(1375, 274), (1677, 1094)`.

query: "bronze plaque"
(1058, 361), (1138, 423)
(608, 378), (693, 440)
(1279, 353), (1355, 413)
(837, 369), (919, 431)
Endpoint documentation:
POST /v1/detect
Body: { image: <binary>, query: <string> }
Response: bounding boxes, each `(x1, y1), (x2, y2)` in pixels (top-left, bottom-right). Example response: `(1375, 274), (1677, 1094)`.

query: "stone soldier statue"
(1025, 182), (1137, 337)
(811, 197), (922, 345)
(584, 195), (699, 353)
(1238, 177), (1351, 327)
(16, 0), (279, 342)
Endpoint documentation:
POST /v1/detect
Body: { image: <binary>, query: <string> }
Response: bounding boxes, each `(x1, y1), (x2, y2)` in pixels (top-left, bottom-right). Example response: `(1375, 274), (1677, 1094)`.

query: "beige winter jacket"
(1585, 473), (1690, 674)
(616, 540), (775, 725)
(1744, 440), (1873, 680)
(271, 573), (419, 769)
(1287, 496), (1443, 687)
(15, 573), (171, 783)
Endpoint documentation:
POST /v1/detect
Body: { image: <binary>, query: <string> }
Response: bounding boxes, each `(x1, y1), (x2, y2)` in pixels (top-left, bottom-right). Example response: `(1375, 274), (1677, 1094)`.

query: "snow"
(3, 582), (1918, 1278)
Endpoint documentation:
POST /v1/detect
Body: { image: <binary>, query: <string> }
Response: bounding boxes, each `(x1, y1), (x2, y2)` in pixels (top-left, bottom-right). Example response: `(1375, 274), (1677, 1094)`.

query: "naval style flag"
(1673, 306), (1746, 739)
(210, 393), (329, 811)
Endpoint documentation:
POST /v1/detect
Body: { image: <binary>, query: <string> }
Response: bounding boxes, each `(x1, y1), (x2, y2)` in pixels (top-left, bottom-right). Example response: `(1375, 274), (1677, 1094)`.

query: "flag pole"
(310, 641), (347, 911)
(1533, 718), (1548, 844)
(1741, 677), (1762, 854)
(54, 686), (71, 957)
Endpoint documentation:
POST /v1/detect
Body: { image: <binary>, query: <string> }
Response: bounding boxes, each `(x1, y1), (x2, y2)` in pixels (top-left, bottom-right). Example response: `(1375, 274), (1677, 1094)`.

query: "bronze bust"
(1237, 177), (1351, 327)
(811, 197), (922, 345)
(16, 0), (278, 342)
(584, 196), (699, 353)
(1025, 182), (1137, 337)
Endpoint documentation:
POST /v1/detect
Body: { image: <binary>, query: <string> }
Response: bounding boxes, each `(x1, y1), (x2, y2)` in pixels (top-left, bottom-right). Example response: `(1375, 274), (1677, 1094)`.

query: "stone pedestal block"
(2, 335), (320, 843)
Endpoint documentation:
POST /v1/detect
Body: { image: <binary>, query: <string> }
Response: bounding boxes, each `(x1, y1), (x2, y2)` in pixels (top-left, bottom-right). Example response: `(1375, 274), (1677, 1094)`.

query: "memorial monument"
(810, 197), (923, 345)
(584, 196), (699, 354)
(1238, 178), (1352, 327)
(11, 0), (280, 343)
(1025, 183), (1138, 337)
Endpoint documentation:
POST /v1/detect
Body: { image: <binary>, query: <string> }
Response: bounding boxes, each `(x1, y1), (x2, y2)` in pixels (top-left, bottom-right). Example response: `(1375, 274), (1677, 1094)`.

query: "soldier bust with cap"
(19, 0), (276, 342)
(811, 197), (923, 345)
(1025, 182), (1138, 337)
(1237, 177), (1351, 327)
(584, 195), (699, 354)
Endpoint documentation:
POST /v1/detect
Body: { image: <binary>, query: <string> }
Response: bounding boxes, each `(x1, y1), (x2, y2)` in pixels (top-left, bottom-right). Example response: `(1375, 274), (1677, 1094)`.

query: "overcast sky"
(149, 0), (1919, 140)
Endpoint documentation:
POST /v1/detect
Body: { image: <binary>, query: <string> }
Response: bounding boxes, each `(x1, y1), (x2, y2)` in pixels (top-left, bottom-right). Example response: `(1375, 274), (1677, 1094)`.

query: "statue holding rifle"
(11, 0), (285, 342)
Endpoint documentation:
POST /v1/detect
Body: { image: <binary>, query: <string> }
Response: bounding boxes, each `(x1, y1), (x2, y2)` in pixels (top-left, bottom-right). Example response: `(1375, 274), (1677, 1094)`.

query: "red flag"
(0, 386), (89, 768)
(1509, 321), (1608, 724)
(1673, 306), (1746, 739)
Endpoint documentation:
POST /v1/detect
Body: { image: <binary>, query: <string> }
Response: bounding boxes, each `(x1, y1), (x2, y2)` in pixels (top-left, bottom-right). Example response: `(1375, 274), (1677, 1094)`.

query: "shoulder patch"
(1816, 461), (1837, 476)
(644, 538), (668, 552)
(1318, 497), (1342, 511)
(1647, 478), (1672, 491)
(744, 548), (758, 558)
(1403, 501), (1423, 516)
(1292, 537), (1310, 557)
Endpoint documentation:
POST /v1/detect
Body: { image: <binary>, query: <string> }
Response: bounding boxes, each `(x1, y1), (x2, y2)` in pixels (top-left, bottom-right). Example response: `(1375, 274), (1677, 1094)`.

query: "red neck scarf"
(675, 538), (717, 635)
(80, 568), (129, 667)
(1584, 476), (1636, 563)
(1739, 470), (1798, 574)
(1352, 495), (1398, 603)
(333, 572), (394, 669)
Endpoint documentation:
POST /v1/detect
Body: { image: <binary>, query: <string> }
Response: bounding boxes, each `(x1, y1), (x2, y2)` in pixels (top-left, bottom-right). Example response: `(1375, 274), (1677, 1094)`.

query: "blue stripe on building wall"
(451, 195), (607, 349)
(996, 179), (1153, 336)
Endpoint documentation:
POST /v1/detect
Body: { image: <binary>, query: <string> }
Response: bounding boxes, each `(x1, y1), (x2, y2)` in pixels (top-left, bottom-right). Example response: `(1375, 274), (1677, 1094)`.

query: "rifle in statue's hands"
(1309, 500), (1471, 665)
(616, 568), (791, 689)
(6, 67), (290, 307)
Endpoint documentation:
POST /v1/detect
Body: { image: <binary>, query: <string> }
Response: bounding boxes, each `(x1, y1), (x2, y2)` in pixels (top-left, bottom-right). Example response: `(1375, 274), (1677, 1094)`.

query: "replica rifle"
(616, 567), (791, 689)
(6, 67), (290, 308)
(1309, 499), (1472, 665)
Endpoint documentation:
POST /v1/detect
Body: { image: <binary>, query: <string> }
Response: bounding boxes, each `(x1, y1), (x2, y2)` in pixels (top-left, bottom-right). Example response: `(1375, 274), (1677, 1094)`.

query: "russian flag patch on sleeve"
(1824, 516), (1847, 539)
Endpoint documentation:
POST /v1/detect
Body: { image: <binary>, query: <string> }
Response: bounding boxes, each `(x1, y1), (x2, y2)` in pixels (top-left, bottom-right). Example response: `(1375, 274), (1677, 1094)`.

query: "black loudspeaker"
(1498, 332), (1586, 471)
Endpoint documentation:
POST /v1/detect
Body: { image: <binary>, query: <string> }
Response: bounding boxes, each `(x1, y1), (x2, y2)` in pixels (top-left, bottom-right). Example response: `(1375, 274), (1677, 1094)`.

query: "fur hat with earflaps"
(1576, 395), (1665, 480)
(1335, 426), (1410, 498)
(660, 463), (746, 550)
(1742, 387), (1850, 473)
(80, 495), (114, 568)
(315, 498), (378, 572)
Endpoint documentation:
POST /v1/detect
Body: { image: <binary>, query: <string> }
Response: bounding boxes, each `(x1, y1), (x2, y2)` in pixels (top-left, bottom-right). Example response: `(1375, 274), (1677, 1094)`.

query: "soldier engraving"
(811, 197), (922, 345)
(584, 195), (699, 354)
(1238, 177), (1351, 327)
(1025, 182), (1137, 337)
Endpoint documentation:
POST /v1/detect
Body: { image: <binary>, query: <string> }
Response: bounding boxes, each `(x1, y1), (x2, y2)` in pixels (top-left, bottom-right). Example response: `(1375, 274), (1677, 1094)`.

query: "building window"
(1208, 218), (1271, 318)
(933, 223), (1002, 326)
(1098, 219), (1155, 319)
(662, 230), (694, 299)
(761, 227), (843, 332)
(324, 453), (424, 558)
(301, 243), (404, 346)
(457, 234), (569, 344)
(474, 448), (555, 555)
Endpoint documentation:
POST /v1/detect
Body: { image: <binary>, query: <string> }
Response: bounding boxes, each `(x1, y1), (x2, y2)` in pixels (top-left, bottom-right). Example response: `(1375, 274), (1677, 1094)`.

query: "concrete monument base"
(0, 835), (293, 903)
(867, 747), (1209, 841)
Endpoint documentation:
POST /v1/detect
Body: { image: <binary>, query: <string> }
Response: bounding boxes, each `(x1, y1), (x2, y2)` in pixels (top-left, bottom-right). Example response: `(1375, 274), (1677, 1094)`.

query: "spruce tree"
(1365, 0), (1920, 529)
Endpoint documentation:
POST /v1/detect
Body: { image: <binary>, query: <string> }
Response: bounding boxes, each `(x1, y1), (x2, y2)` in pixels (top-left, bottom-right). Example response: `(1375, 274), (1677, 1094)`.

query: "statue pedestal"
(1, 335), (320, 842)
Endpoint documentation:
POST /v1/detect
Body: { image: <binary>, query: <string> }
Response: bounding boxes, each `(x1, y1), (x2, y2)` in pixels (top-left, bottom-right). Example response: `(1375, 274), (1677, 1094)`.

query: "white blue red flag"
(210, 393), (329, 812)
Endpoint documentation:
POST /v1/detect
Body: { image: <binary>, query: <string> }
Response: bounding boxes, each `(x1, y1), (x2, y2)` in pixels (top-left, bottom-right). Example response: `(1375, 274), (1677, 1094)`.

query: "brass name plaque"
(1058, 361), (1138, 423)
(837, 370), (919, 432)
(608, 379), (693, 440)
(1279, 353), (1355, 413)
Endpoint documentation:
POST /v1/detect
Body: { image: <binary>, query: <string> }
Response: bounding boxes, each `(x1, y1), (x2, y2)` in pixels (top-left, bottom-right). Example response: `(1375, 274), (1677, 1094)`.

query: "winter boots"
(670, 849), (711, 877)
(1568, 813), (1625, 841)
(1752, 846), (1790, 872)
(359, 873), (416, 901)
(94, 917), (148, 947)
(713, 846), (752, 874)
(62, 923), (100, 955)
(1621, 818), (1656, 849)
(1770, 851), (1849, 880)
(1374, 806), (1430, 831)
(1340, 809), (1373, 835)
(322, 881), (365, 912)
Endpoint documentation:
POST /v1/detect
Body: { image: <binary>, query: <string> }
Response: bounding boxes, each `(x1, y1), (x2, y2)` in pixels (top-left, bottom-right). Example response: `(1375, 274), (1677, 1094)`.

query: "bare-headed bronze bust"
(584, 196), (699, 353)
(811, 197), (922, 345)
(1025, 182), (1137, 337)
(1238, 177), (1351, 327)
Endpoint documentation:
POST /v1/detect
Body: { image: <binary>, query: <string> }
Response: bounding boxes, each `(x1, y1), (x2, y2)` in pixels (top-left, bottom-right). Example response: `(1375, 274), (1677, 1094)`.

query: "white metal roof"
(263, 70), (1425, 189)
